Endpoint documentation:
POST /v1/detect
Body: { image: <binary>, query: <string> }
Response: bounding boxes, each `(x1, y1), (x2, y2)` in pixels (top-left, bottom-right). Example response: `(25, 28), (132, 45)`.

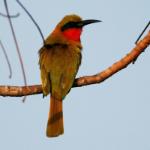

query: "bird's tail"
(46, 95), (64, 137)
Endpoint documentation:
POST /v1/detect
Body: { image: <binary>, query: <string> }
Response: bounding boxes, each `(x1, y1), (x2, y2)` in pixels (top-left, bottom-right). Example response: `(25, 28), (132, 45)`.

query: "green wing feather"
(39, 45), (81, 99)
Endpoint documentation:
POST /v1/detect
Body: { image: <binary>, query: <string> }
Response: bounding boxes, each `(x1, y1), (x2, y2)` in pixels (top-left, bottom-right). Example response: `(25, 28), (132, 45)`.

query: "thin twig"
(135, 21), (150, 44)
(4, 0), (27, 102)
(0, 40), (12, 78)
(0, 30), (150, 97)
(16, 0), (45, 45)
(0, 12), (20, 18)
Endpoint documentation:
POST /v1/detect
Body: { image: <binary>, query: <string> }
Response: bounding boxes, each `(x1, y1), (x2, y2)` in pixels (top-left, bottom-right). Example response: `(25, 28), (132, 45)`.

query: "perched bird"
(39, 14), (100, 137)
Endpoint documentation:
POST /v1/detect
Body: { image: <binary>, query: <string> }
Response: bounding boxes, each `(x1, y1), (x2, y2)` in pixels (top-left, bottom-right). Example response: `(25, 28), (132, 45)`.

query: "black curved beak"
(77, 19), (102, 27)
(61, 19), (101, 31)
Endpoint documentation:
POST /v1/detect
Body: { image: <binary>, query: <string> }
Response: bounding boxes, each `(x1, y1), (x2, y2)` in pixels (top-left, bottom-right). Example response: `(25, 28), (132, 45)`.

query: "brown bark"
(0, 31), (150, 97)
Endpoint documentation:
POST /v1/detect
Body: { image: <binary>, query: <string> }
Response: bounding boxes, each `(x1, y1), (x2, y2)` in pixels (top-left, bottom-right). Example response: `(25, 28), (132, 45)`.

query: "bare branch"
(0, 85), (42, 97)
(4, 0), (27, 101)
(74, 31), (150, 87)
(0, 12), (20, 18)
(0, 30), (150, 97)
(135, 21), (150, 44)
(16, 0), (45, 45)
(0, 40), (12, 78)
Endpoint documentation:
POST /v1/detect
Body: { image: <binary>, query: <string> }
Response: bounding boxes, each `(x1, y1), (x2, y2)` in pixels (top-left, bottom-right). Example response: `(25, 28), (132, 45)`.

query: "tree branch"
(0, 12), (20, 18)
(4, 0), (27, 102)
(0, 30), (150, 97)
(0, 40), (12, 78)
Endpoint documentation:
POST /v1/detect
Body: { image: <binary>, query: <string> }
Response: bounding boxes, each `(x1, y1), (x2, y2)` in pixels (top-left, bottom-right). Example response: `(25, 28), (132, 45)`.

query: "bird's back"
(39, 43), (82, 99)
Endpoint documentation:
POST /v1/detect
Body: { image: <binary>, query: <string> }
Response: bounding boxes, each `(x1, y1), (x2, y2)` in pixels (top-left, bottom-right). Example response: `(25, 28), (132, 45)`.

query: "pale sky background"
(0, 0), (150, 150)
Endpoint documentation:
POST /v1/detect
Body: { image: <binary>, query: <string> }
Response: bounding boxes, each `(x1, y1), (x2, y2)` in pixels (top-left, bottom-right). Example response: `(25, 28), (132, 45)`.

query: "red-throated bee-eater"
(39, 14), (101, 137)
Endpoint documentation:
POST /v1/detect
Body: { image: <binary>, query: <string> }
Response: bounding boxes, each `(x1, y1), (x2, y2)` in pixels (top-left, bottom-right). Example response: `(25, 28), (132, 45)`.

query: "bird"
(39, 14), (100, 137)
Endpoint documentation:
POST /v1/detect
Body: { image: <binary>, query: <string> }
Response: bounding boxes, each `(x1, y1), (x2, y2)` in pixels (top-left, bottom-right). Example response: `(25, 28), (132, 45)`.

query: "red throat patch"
(62, 28), (82, 41)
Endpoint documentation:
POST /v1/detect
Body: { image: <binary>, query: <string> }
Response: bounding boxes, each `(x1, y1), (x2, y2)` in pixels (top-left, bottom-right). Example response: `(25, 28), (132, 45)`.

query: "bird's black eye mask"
(61, 21), (81, 31)
(61, 19), (101, 31)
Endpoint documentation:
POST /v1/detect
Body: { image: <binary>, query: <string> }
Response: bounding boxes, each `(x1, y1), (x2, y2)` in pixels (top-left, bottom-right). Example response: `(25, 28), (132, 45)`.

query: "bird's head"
(53, 14), (101, 42)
